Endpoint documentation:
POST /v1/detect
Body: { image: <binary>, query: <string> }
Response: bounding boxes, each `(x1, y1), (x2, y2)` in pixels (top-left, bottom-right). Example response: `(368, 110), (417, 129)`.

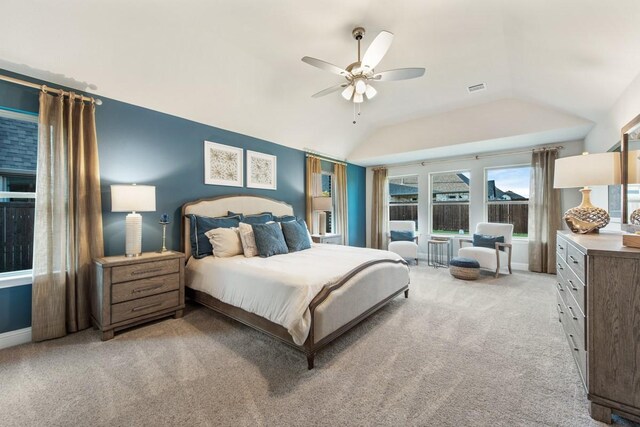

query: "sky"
(487, 167), (530, 198)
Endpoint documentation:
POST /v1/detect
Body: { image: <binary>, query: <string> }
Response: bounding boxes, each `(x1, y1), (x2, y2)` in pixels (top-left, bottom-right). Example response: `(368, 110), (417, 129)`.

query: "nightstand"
(92, 251), (185, 341)
(311, 233), (342, 245)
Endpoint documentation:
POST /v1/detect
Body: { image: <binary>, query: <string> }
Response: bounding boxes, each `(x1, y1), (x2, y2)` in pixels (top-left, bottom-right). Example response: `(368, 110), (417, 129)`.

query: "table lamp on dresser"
(111, 184), (156, 257)
(553, 152), (621, 233)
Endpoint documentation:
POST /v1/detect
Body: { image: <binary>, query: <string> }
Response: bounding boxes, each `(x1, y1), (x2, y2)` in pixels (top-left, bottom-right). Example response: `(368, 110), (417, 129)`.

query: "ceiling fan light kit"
(302, 26), (426, 124)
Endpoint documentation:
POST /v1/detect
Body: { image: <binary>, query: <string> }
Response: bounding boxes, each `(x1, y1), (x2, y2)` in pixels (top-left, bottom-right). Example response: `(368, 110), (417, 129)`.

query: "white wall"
(365, 140), (584, 270)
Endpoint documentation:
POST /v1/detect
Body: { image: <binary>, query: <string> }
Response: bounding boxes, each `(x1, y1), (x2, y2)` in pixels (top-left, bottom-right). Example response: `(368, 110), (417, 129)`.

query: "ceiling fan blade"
(302, 56), (349, 76)
(373, 68), (426, 81)
(361, 31), (394, 70)
(312, 83), (348, 98)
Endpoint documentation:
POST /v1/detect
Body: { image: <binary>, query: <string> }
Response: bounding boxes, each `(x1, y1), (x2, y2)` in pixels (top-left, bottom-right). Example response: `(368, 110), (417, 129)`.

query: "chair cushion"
(281, 219), (311, 252)
(458, 247), (508, 270)
(252, 222), (289, 257)
(450, 257), (480, 268)
(188, 214), (242, 259)
(388, 240), (418, 259)
(473, 233), (505, 251)
(390, 230), (415, 241)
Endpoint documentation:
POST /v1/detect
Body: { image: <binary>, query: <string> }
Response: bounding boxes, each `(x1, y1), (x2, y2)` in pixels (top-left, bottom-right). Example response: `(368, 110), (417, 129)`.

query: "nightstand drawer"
(111, 273), (180, 304)
(111, 258), (180, 283)
(111, 290), (179, 324)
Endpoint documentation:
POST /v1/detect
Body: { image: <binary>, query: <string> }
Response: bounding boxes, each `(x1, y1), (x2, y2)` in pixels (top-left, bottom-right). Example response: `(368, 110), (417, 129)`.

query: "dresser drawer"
(566, 243), (586, 283)
(556, 255), (568, 276)
(111, 273), (180, 304)
(555, 278), (572, 310)
(556, 236), (568, 261)
(111, 258), (180, 283)
(111, 291), (179, 324)
(565, 299), (586, 347)
(563, 264), (586, 316)
(556, 289), (565, 320)
(565, 327), (587, 388)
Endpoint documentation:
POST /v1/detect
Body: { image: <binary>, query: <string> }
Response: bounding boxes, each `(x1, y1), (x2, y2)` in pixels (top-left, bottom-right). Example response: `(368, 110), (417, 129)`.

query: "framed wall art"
(204, 141), (243, 187)
(247, 150), (277, 190)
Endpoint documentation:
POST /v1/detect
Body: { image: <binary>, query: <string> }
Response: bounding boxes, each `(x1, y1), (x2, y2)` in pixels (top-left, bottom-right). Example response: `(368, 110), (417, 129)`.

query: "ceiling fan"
(302, 27), (425, 123)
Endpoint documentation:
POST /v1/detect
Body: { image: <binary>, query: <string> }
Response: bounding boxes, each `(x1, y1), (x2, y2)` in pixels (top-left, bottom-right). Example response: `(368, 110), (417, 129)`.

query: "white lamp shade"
(341, 85), (354, 100)
(312, 196), (332, 211)
(111, 184), (156, 212)
(554, 152), (621, 188)
(627, 150), (640, 184)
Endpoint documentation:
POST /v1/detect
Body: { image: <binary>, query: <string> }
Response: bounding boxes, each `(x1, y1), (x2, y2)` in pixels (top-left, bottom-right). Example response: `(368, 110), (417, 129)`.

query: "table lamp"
(554, 152), (621, 233)
(111, 184), (156, 256)
(312, 196), (332, 235)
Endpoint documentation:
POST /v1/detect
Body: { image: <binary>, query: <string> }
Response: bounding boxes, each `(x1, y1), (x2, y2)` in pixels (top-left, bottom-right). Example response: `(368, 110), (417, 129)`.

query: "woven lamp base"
(564, 188), (610, 234)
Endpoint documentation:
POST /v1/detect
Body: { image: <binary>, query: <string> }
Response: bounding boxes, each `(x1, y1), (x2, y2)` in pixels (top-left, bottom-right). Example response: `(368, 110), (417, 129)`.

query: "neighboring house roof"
(0, 117), (37, 172)
(431, 173), (469, 194)
(389, 183), (418, 196)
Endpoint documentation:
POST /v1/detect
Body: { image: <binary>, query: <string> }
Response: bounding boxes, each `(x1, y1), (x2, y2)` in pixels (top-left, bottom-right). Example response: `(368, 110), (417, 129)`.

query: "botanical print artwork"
(251, 157), (273, 186)
(204, 141), (243, 187)
(247, 150), (277, 190)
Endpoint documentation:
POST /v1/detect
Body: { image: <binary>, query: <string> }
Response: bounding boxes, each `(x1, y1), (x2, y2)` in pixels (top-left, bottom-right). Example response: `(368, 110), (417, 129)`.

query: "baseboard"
(511, 262), (529, 271)
(0, 327), (31, 350)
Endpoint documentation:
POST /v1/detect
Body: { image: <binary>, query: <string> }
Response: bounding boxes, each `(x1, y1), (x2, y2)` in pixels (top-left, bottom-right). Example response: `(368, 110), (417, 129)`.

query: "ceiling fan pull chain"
(353, 102), (356, 124)
(358, 103), (361, 116)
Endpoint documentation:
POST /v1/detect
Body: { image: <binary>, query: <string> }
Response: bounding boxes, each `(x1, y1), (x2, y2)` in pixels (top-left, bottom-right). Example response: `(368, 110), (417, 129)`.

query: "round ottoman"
(449, 257), (480, 280)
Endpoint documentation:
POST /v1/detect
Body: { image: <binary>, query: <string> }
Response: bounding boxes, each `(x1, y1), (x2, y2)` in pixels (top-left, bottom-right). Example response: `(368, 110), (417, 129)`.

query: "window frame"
(387, 174), (419, 231)
(429, 169), (471, 236)
(0, 107), (38, 287)
(483, 164), (531, 240)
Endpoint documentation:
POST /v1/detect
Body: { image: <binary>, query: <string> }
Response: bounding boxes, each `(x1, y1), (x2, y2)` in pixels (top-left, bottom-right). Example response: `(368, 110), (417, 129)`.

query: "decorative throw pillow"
(228, 211), (274, 225)
(252, 222), (289, 257)
(237, 222), (259, 257)
(390, 230), (415, 242)
(473, 233), (505, 251)
(205, 227), (243, 258)
(281, 219), (311, 252)
(188, 214), (241, 258)
(273, 214), (296, 223)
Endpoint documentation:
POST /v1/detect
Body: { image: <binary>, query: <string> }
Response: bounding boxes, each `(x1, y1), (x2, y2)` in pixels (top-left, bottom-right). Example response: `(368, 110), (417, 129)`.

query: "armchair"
(458, 222), (513, 278)
(388, 220), (419, 265)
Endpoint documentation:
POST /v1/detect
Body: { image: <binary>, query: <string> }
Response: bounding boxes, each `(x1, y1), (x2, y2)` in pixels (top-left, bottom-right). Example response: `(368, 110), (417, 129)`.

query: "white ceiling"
(1, 0), (640, 165)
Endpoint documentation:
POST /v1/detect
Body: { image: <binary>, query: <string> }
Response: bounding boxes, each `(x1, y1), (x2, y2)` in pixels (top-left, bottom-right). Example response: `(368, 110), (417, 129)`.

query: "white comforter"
(186, 244), (403, 345)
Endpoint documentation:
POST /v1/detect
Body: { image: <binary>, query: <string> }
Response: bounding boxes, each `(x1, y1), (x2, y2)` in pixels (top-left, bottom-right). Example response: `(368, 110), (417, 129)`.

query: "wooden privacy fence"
(390, 202), (528, 235)
(0, 201), (34, 273)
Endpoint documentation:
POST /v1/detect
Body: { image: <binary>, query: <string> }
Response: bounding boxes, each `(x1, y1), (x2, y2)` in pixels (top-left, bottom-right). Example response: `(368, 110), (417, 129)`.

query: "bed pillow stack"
(188, 214), (242, 258)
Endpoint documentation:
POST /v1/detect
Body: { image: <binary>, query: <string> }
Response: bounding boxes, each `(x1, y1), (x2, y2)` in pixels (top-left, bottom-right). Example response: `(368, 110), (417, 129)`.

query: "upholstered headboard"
(181, 194), (294, 259)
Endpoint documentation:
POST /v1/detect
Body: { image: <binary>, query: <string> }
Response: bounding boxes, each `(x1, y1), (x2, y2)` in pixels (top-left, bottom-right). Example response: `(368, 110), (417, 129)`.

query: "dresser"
(311, 233), (342, 244)
(556, 232), (640, 424)
(92, 251), (185, 341)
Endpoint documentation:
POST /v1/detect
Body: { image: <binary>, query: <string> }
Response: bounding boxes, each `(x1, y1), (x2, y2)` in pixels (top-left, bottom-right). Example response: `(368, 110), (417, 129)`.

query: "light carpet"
(0, 265), (634, 426)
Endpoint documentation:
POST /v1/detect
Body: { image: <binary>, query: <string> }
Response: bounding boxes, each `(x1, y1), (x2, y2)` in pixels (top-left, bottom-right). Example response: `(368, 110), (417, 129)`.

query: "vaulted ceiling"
(1, 0), (640, 165)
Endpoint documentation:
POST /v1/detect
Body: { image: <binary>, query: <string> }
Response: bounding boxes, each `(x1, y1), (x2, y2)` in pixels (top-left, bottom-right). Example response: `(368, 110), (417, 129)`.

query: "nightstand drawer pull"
(132, 268), (163, 276)
(132, 302), (163, 312)
(133, 284), (163, 294)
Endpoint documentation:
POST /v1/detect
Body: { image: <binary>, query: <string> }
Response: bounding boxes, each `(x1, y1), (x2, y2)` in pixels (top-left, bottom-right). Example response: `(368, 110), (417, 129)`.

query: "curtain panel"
(305, 156), (322, 233)
(334, 163), (348, 245)
(528, 148), (560, 274)
(32, 91), (104, 342)
(371, 167), (388, 249)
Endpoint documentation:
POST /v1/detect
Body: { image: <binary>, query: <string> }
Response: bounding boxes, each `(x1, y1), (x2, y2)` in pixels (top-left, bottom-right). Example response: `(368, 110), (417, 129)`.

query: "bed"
(181, 195), (410, 369)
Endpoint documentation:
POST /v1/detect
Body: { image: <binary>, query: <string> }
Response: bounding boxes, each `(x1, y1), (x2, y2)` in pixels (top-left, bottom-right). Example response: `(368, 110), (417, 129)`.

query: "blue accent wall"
(0, 68), (367, 334)
(0, 285), (31, 334)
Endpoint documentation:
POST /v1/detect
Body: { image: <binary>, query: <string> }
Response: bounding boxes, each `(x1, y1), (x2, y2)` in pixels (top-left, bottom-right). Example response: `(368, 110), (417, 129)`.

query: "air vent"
(467, 83), (486, 93)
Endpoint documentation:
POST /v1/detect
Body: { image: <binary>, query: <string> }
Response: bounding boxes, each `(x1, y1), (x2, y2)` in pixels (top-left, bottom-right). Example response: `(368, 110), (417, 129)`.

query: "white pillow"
(238, 222), (259, 257)
(205, 227), (243, 258)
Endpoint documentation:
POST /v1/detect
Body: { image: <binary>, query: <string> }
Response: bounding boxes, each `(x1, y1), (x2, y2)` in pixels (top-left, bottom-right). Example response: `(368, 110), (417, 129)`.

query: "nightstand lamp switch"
(111, 184), (156, 257)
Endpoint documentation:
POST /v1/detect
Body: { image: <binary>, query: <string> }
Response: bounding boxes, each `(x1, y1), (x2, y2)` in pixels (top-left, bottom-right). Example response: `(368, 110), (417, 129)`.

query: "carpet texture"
(0, 266), (635, 426)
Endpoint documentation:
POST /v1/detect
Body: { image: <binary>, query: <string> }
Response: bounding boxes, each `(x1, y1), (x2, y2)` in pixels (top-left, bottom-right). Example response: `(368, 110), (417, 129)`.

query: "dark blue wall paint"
(0, 285), (32, 334)
(348, 163), (366, 247)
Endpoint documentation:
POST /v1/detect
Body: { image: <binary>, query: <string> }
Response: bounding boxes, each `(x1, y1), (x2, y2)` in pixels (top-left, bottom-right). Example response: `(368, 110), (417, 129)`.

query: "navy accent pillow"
(252, 222), (289, 257)
(189, 214), (241, 258)
(281, 219), (311, 252)
(274, 214), (296, 223)
(473, 233), (505, 251)
(390, 230), (415, 242)
(228, 211), (273, 225)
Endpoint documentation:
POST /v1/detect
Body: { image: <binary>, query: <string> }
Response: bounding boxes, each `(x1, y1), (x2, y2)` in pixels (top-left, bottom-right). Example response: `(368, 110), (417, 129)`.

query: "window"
(388, 175), (418, 230)
(320, 172), (334, 233)
(0, 108), (38, 275)
(486, 166), (531, 238)
(431, 171), (470, 234)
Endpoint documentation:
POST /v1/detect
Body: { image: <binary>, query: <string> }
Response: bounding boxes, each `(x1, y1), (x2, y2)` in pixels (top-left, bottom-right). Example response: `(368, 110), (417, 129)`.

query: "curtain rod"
(377, 145), (564, 168)
(305, 150), (347, 166)
(0, 74), (102, 105)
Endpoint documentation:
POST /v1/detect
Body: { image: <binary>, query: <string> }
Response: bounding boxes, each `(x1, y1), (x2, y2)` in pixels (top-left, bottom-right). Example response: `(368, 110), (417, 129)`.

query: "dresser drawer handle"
(131, 302), (163, 312)
(557, 303), (564, 315)
(568, 334), (579, 352)
(567, 280), (578, 292)
(557, 263), (564, 271)
(556, 282), (564, 292)
(132, 284), (163, 294)
(569, 255), (579, 264)
(131, 267), (163, 276)
(568, 305), (579, 320)
(558, 245), (564, 250)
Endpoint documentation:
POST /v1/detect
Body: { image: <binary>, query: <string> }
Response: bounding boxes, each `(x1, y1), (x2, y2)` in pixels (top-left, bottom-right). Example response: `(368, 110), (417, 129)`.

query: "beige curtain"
(334, 163), (349, 245)
(371, 167), (388, 249)
(32, 91), (104, 342)
(305, 156), (322, 232)
(529, 148), (560, 274)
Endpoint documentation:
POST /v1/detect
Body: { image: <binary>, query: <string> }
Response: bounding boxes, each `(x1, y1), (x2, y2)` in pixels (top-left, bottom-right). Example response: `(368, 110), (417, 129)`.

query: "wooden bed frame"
(181, 195), (410, 369)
